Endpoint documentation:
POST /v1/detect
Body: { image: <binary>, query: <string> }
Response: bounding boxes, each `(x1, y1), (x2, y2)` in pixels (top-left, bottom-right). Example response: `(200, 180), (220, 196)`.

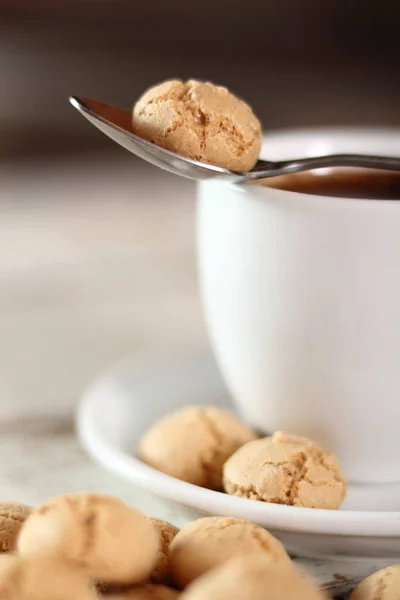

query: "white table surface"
(0, 157), (204, 420)
(0, 155), (204, 507)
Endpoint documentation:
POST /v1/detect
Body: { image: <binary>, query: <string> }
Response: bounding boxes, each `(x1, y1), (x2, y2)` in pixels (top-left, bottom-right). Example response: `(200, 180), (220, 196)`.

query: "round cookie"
(0, 553), (97, 600)
(180, 555), (326, 600)
(18, 493), (159, 584)
(349, 566), (400, 600)
(132, 80), (262, 172)
(169, 516), (290, 588)
(149, 518), (179, 585)
(223, 431), (347, 509)
(110, 584), (179, 600)
(138, 406), (257, 490)
(0, 501), (31, 552)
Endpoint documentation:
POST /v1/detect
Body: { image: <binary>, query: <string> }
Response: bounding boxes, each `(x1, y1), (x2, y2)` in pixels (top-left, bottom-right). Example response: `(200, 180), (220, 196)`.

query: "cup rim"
(235, 126), (400, 207)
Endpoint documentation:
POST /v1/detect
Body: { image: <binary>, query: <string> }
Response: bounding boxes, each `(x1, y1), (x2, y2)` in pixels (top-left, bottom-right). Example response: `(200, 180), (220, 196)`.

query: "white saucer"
(77, 350), (400, 562)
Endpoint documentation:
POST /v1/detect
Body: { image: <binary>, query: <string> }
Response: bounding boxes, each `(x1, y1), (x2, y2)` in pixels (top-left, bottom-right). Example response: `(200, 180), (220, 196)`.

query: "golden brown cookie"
(0, 501), (31, 552)
(18, 493), (159, 584)
(180, 555), (326, 600)
(149, 518), (179, 585)
(349, 566), (400, 600)
(224, 431), (347, 509)
(0, 553), (98, 600)
(138, 406), (257, 490)
(169, 516), (290, 588)
(132, 80), (261, 172)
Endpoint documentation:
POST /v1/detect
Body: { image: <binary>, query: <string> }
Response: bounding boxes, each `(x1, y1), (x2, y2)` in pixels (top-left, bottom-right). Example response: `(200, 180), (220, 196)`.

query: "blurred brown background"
(1, 0), (399, 163)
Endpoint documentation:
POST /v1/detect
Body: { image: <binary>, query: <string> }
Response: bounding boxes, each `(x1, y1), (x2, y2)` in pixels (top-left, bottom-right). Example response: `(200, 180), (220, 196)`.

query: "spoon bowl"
(69, 96), (400, 182)
(69, 96), (237, 181)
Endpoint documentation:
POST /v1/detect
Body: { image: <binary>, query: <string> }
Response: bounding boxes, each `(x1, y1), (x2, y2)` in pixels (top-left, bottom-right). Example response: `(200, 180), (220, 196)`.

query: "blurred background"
(1, 0), (400, 161)
(0, 0), (399, 419)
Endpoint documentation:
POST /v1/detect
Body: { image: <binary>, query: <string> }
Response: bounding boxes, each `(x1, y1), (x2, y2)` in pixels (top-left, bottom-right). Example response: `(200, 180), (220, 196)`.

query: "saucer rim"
(77, 387), (400, 539)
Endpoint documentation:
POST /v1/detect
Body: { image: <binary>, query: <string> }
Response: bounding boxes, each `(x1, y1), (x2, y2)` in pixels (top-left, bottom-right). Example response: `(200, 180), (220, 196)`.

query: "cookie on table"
(96, 517), (179, 595)
(169, 516), (290, 588)
(18, 493), (159, 585)
(148, 518), (179, 585)
(0, 553), (97, 600)
(0, 501), (31, 552)
(350, 566), (400, 600)
(180, 555), (326, 600)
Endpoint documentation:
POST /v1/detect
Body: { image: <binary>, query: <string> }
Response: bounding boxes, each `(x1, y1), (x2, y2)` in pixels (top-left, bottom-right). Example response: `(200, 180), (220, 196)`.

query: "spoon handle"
(245, 154), (400, 181)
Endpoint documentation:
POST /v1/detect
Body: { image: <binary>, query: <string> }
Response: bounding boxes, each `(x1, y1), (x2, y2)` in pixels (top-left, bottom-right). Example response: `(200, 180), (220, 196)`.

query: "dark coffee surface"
(258, 170), (400, 200)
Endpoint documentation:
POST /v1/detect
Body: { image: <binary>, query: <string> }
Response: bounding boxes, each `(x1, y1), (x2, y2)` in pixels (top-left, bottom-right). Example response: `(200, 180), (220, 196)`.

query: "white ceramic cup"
(197, 128), (400, 485)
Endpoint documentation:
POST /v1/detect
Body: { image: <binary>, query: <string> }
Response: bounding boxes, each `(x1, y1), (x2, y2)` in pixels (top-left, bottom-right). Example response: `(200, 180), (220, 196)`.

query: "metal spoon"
(70, 96), (400, 183)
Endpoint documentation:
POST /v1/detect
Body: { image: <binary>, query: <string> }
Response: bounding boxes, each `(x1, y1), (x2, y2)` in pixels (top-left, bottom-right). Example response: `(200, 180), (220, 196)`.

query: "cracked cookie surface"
(132, 79), (262, 172)
(169, 516), (290, 588)
(148, 518), (179, 585)
(0, 501), (31, 552)
(138, 406), (257, 490)
(350, 566), (400, 600)
(223, 431), (346, 509)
